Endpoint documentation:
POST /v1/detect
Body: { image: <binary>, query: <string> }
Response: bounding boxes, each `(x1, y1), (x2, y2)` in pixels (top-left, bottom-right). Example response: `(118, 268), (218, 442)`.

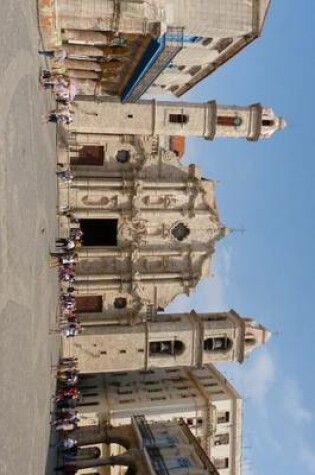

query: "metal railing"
(122, 26), (184, 102)
(133, 415), (170, 475)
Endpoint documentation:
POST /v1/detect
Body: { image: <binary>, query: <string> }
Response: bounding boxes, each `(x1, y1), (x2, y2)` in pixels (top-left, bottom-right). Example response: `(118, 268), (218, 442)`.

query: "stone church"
(58, 96), (284, 369)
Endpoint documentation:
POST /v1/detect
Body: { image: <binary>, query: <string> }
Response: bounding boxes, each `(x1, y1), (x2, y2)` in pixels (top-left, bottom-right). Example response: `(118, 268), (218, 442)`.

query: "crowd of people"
(39, 48), (75, 124)
(42, 47), (93, 474)
(50, 209), (87, 473)
(51, 357), (82, 474)
(51, 224), (83, 338)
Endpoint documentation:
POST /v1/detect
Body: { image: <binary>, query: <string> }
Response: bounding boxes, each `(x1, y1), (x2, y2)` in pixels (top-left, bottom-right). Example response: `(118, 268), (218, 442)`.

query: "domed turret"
(259, 107), (287, 139)
(243, 318), (272, 356)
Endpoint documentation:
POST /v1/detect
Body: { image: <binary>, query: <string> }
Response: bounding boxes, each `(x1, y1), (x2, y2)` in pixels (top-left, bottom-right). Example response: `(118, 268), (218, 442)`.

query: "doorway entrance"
(80, 219), (118, 246)
(70, 145), (105, 166)
(76, 296), (103, 313)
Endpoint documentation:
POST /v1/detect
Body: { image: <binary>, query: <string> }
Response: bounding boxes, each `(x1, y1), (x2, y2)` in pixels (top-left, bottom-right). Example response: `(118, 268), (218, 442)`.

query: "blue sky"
(166, 1), (315, 474)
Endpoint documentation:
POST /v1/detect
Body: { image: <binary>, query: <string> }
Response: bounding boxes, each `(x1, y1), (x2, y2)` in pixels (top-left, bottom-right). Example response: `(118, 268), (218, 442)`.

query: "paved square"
(0, 1), (60, 473)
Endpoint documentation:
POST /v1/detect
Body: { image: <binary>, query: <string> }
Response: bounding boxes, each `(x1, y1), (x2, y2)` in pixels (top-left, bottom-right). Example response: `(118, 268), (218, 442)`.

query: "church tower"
(71, 98), (285, 141)
(65, 309), (271, 373)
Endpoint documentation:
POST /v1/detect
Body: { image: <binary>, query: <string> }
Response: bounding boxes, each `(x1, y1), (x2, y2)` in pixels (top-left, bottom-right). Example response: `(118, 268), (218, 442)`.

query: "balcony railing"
(133, 415), (169, 475)
(121, 27), (184, 103)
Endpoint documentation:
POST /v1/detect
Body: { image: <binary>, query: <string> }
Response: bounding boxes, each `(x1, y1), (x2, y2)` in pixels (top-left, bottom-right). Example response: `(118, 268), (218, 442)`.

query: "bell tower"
(65, 309), (271, 373)
(71, 99), (285, 142)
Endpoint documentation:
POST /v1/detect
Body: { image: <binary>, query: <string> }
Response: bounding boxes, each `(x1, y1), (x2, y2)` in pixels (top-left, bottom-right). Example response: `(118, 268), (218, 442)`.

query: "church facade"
(58, 96), (283, 367)
(59, 130), (227, 320)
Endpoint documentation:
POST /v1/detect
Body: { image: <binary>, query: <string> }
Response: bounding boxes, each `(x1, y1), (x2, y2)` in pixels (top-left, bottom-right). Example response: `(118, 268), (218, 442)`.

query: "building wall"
(75, 365), (242, 475)
(164, 0), (254, 37)
(68, 99), (275, 141)
(63, 310), (247, 373)
(40, 0), (268, 96)
(58, 132), (226, 318)
(57, 0), (164, 34)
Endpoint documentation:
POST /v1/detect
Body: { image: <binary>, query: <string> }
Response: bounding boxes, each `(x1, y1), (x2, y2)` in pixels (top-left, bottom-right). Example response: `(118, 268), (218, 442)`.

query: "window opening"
(202, 38), (213, 46)
(214, 38), (233, 53)
(217, 116), (242, 127)
(114, 297), (127, 309)
(217, 411), (230, 424)
(116, 150), (130, 163)
(171, 223), (190, 241)
(169, 114), (189, 124)
(203, 337), (232, 352)
(214, 433), (230, 446)
(214, 458), (229, 470)
(188, 65), (202, 76)
(262, 119), (275, 127)
(149, 340), (185, 356)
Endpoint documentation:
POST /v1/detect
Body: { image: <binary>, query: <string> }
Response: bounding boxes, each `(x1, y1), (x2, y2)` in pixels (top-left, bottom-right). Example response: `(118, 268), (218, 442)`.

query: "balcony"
(121, 27), (184, 103)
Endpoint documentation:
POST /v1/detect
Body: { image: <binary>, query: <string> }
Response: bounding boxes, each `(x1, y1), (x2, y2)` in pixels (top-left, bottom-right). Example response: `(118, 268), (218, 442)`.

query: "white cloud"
(300, 446), (315, 474)
(242, 350), (276, 405)
(283, 379), (313, 425)
(220, 245), (233, 286)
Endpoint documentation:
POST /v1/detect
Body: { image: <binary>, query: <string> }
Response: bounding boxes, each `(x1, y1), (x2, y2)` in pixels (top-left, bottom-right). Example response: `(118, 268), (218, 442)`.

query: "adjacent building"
(75, 364), (242, 475)
(63, 415), (220, 475)
(39, 0), (272, 100)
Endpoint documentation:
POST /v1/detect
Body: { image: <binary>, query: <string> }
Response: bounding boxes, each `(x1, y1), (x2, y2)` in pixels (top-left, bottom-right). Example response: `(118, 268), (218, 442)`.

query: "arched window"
(245, 337), (256, 346)
(116, 150), (130, 163)
(169, 114), (189, 124)
(217, 116), (242, 127)
(114, 297), (127, 309)
(203, 337), (232, 352)
(262, 119), (275, 127)
(149, 340), (185, 356)
(171, 223), (190, 241)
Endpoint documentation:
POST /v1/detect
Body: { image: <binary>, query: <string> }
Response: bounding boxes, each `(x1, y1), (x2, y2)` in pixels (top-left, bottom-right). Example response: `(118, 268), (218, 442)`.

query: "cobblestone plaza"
(0, 1), (60, 473)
